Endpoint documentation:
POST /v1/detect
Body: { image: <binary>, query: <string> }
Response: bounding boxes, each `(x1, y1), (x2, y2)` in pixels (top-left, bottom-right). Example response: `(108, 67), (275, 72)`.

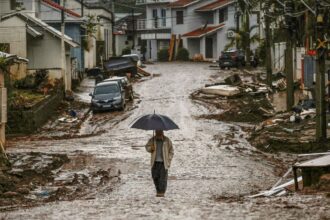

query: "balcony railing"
(137, 18), (170, 30)
(136, 0), (174, 5)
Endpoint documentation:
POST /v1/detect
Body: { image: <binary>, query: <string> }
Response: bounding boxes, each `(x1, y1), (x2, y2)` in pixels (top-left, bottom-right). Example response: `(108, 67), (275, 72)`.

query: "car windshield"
(94, 84), (119, 95)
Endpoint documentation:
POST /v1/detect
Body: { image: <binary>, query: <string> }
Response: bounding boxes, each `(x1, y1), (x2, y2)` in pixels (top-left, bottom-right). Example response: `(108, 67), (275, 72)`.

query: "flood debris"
(0, 152), (120, 211)
(293, 154), (330, 191)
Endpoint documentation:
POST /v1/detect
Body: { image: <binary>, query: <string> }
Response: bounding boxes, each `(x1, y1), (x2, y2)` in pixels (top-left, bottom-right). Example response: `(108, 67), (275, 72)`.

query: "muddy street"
(1, 63), (329, 219)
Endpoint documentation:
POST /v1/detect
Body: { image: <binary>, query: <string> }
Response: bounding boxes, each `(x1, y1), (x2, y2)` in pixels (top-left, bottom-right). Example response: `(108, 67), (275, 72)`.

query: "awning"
(182, 24), (225, 38)
(195, 0), (234, 12)
(26, 25), (43, 38)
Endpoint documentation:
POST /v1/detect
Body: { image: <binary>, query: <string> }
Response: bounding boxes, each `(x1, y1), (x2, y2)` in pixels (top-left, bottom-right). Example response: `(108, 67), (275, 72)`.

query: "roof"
(182, 24), (225, 38)
(115, 13), (143, 22)
(195, 0), (234, 11)
(168, 0), (200, 8)
(295, 155), (330, 168)
(41, 0), (81, 18)
(0, 51), (29, 63)
(1, 12), (79, 48)
(96, 81), (120, 87)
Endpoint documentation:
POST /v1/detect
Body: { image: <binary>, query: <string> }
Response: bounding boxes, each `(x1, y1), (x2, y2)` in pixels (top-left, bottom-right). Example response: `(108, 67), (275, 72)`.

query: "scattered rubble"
(0, 152), (120, 211)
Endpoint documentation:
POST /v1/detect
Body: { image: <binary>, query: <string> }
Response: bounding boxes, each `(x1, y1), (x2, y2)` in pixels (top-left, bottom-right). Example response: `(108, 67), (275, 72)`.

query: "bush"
(176, 48), (189, 61)
(121, 47), (131, 55)
(157, 48), (169, 61)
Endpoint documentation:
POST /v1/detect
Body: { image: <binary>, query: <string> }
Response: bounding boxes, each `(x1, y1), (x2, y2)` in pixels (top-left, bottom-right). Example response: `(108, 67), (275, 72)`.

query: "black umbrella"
(130, 113), (179, 131)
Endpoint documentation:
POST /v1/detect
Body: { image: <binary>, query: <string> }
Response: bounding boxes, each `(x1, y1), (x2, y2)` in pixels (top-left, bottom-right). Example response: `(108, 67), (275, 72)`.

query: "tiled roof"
(42, 0), (81, 17)
(168, 0), (199, 8)
(195, 0), (234, 11)
(182, 24), (224, 38)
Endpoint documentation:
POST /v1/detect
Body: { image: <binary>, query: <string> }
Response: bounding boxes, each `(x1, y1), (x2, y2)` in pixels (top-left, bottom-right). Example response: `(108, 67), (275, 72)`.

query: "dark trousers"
(151, 162), (168, 193)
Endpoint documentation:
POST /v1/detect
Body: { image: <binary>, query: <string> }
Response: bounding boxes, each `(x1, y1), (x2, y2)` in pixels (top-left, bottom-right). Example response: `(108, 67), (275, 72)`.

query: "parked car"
(89, 81), (126, 113)
(219, 49), (246, 69)
(103, 76), (134, 101)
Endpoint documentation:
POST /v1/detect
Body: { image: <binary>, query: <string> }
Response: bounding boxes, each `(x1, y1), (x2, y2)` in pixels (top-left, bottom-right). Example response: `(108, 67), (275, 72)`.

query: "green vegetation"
(157, 48), (169, 61)
(176, 48), (190, 61)
(9, 89), (46, 110)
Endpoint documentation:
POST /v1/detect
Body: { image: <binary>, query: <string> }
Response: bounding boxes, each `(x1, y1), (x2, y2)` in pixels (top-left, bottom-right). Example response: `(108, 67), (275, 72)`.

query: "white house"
(65, 0), (113, 68)
(137, 0), (259, 61)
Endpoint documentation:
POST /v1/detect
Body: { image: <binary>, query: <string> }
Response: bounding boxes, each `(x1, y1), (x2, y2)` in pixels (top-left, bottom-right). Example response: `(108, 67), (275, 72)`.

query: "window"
(152, 9), (158, 28)
(219, 7), (228, 23)
(161, 9), (166, 27)
(176, 11), (183, 25)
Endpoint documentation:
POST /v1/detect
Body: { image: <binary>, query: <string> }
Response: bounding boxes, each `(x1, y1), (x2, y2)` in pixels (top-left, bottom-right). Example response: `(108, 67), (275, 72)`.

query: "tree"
(236, 0), (259, 60)
(225, 24), (260, 52)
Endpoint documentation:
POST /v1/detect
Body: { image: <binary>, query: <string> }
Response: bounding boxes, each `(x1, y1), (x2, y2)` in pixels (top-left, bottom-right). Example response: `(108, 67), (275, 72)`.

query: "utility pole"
(235, 9), (240, 49)
(131, 8), (135, 50)
(112, 0), (116, 56)
(315, 0), (327, 142)
(61, 0), (69, 91)
(264, 0), (272, 87)
(284, 0), (294, 111)
(81, 0), (84, 17)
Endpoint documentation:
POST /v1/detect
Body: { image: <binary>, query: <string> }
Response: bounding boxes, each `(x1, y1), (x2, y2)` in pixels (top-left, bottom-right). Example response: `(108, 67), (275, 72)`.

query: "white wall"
(0, 16), (27, 58)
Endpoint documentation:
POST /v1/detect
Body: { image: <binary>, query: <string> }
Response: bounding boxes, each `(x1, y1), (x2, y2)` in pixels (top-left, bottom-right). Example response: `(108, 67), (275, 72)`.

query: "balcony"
(137, 18), (171, 30)
(136, 0), (174, 5)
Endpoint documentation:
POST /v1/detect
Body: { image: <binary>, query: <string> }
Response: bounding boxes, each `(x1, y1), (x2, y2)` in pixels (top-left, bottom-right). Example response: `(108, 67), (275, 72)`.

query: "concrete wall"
(0, 16), (27, 58)
(171, 0), (215, 35)
(0, 1), (13, 16)
(9, 63), (28, 80)
(84, 36), (97, 68)
(116, 34), (132, 56)
(26, 34), (62, 69)
(50, 23), (84, 72)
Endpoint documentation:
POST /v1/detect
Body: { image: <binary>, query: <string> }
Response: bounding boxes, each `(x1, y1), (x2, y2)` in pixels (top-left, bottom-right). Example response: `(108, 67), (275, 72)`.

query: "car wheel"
(220, 66), (225, 70)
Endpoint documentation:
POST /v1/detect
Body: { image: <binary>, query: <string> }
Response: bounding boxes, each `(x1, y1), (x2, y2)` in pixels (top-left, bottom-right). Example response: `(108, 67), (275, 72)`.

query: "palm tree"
(235, 0), (259, 60)
(225, 24), (260, 53)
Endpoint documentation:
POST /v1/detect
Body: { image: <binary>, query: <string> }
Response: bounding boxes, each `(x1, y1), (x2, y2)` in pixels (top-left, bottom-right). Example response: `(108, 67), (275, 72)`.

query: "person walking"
(145, 130), (174, 197)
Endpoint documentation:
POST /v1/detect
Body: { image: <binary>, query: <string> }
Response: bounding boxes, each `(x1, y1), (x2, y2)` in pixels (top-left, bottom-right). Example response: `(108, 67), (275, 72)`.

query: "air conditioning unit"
(227, 30), (235, 38)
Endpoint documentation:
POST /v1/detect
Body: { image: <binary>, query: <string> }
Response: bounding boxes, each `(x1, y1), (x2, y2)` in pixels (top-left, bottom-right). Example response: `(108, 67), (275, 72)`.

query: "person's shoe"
(156, 193), (165, 197)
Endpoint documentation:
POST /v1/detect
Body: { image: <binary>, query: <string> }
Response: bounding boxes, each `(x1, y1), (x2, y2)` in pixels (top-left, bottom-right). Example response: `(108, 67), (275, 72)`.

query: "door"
(205, 37), (213, 59)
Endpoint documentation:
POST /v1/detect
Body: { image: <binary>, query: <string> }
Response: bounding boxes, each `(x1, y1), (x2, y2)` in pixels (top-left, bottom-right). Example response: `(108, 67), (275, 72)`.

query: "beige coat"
(145, 136), (174, 170)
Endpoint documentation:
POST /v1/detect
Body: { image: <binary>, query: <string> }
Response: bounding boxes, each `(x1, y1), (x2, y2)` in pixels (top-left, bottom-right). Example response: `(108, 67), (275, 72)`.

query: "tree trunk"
(245, 11), (251, 65)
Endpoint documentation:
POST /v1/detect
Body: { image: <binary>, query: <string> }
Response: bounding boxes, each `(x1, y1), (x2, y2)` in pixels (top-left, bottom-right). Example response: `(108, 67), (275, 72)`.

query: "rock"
(17, 187), (30, 195)
(2, 191), (19, 198)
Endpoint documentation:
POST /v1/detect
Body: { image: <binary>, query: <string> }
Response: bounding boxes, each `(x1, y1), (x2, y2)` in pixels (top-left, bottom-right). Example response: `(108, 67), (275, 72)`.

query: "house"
(114, 12), (143, 56)
(136, 0), (259, 61)
(0, 51), (28, 144)
(38, 0), (86, 80)
(136, 0), (173, 61)
(65, 0), (114, 67)
(0, 0), (80, 91)
(0, 12), (78, 90)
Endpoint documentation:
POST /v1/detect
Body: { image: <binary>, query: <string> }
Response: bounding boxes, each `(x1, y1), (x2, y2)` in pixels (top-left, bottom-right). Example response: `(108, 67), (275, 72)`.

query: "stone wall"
(7, 91), (63, 135)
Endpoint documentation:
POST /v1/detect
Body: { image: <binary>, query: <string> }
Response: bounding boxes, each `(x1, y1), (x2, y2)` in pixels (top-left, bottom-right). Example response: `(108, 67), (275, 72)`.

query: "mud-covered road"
(2, 63), (329, 219)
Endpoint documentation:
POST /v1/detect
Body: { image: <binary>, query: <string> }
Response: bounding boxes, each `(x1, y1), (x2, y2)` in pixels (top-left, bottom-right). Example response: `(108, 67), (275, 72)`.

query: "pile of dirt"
(248, 112), (330, 153)
(191, 91), (274, 123)
(0, 152), (120, 211)
(0, 152), (69, 208)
